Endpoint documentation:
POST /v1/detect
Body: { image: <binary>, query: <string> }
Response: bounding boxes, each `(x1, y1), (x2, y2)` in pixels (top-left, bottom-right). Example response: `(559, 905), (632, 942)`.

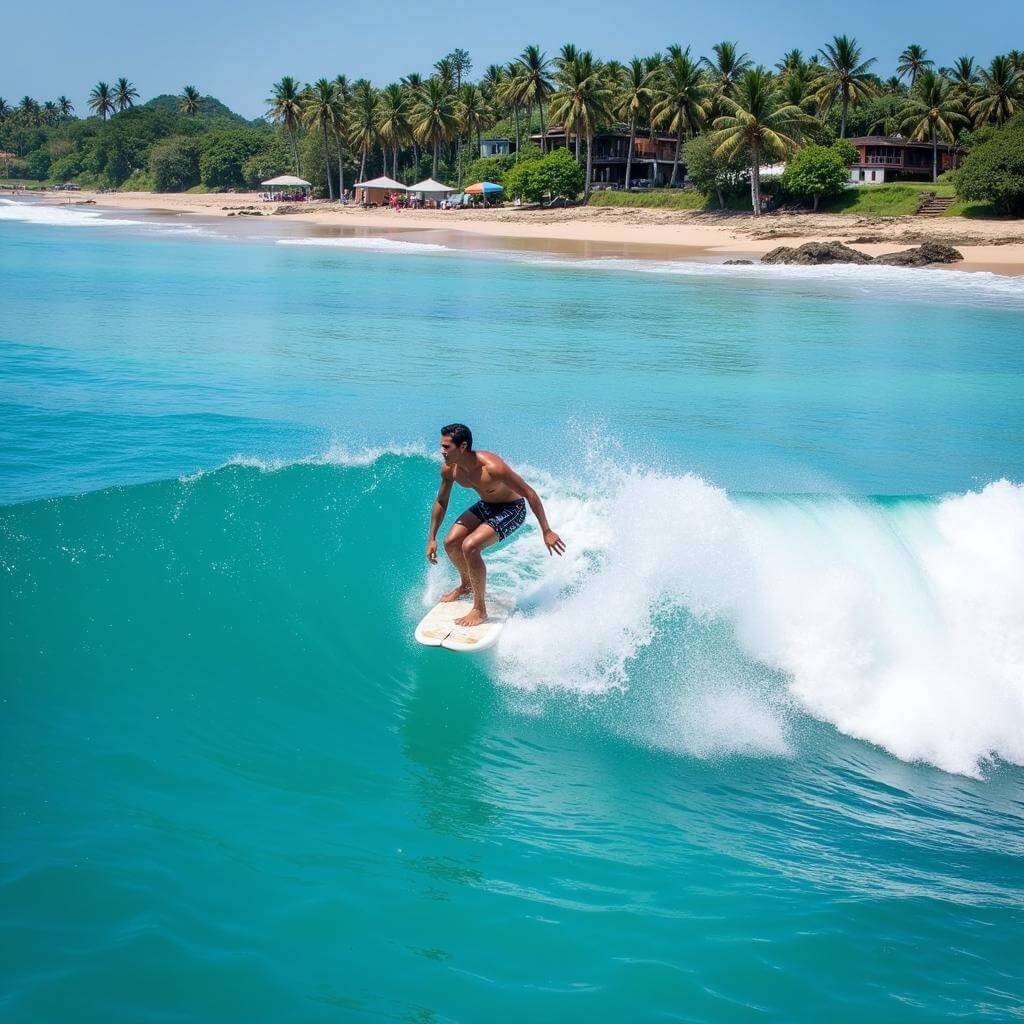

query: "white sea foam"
(0, 196), (144, 228)
(486, 462), (1024, 777)
(277, 236), (449, 252)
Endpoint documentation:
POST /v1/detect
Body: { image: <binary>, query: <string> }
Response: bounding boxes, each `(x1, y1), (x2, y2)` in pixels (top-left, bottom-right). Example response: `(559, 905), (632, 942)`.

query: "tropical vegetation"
(2, 41), (1023, 214)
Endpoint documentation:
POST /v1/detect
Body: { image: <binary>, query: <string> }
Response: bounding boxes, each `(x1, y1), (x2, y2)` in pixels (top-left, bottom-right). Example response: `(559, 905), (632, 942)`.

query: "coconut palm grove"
(2, 39), (1023, 214)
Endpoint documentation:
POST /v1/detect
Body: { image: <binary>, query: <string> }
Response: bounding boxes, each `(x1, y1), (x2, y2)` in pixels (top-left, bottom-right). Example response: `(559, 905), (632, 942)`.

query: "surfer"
(426, 423), (565, 627)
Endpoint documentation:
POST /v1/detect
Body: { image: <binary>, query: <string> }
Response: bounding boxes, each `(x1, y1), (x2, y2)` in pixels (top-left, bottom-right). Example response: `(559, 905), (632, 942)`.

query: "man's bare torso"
(443, 451), (521, 503)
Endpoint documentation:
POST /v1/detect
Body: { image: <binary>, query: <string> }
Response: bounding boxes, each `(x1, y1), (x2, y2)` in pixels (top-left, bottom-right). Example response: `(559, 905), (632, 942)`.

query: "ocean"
(2, 196), (1023, 1022)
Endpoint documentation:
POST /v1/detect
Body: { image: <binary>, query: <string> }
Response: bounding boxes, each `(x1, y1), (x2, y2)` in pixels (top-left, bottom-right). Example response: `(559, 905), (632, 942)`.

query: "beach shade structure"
(260, 175), (312, 202)
(408, 178), (455, 196)
(464, 181), (504, 195)
(353, 175), (408, 206)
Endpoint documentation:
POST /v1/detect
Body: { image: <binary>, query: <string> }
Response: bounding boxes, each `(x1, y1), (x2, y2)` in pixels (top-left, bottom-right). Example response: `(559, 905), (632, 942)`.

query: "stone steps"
(916, 192), (957, 217)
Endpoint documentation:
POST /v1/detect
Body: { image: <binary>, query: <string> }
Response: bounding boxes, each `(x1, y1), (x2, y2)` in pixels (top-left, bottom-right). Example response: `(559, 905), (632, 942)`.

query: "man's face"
(440, 435), (465, 463)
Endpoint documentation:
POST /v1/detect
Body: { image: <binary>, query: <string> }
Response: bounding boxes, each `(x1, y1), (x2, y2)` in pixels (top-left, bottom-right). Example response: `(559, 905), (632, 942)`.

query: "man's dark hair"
(441, 423), (473, 450)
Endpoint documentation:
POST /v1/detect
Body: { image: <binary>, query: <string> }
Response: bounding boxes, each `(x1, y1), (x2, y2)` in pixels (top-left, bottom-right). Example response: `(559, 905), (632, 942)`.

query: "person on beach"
(426, 423), (565, 627)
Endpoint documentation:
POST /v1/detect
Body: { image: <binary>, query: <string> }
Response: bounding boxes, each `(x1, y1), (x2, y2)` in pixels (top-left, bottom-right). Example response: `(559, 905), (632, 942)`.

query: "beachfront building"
(530, 128), (680, 188)
(353, 175), (407, 205)
(479, 138), (514, 158)
(848, 136), (961, 184)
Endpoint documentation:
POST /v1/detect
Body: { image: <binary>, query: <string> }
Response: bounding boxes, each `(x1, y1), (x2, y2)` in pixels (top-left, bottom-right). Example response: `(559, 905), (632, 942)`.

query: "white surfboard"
(414, 596), (515, 653)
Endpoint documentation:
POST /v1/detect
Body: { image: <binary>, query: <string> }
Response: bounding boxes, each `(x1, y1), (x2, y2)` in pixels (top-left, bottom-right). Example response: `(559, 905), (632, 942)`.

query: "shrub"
(954, 115), (1024, 216)
(150, 136), (200, 192)
(504, 148), (584, 203)
(781, 144), (851, 210)
(199, 128), (269, 189)
(680, 134), (747, 208)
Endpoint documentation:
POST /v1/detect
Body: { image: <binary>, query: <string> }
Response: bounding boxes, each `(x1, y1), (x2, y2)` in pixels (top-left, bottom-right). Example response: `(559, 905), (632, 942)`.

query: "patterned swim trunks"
(465, 498), (527, 541)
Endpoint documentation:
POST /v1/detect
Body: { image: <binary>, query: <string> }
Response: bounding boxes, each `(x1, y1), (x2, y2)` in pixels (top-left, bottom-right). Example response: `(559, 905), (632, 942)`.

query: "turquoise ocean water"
(2, 196), (1023, 1021)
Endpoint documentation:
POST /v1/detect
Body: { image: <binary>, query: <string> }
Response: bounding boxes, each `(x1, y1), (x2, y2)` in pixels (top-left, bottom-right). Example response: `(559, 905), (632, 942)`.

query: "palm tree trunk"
(575, 122), (581, 163)
(539, 100), (546, 153)
(359, 149), (366, 183)
(321, 125), (334, 200)
(750, 139), (761, 216)
(432, 137), (439, 178)
(513, 105), (521, 161)
(931, 124), (938, 182)
(585, 133), (593, 201)
(290, 129), (301, 176)
(840, 95), (848, 138)
(393, 147), (398, 180)
(625, 114), (636, 190)
(335, 132), (344, 201)
(670, 115), (684, 187)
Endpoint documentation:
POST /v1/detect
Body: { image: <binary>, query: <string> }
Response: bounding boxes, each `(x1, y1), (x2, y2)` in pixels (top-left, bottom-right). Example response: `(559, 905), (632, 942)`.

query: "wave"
(5, 448), (1022, 777)
(0, 196), (221, 237)
(277, 235), (449, 252)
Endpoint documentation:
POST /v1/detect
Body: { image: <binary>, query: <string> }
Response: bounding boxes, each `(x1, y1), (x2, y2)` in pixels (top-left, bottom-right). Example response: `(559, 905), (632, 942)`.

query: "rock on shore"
(761, 242), (872, 265)
(871, 242), (964, 267)
(760, 240), (964, 268)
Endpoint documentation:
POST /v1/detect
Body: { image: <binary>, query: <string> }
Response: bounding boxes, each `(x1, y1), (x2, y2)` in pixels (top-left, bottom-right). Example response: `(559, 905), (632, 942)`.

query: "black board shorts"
(465, 498), (527, 541)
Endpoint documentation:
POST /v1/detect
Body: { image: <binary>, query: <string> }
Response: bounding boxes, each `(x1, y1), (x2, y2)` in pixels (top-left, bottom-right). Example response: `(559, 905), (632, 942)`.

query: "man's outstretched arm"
(426, 472), (453, 563)
(497, 464), (566, 556)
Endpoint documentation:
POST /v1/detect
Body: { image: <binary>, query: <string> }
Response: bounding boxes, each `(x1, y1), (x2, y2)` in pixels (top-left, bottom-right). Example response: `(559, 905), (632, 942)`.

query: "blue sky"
(4, 0), (1021, 119)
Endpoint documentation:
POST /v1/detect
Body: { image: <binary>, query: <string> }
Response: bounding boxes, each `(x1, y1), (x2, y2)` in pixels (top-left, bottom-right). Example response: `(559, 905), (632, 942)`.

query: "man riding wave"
(426, 423), (565, 627)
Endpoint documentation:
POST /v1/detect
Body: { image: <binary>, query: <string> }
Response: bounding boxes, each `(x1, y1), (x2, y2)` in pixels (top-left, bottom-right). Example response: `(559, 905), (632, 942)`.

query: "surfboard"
(414, 596), (515, 653)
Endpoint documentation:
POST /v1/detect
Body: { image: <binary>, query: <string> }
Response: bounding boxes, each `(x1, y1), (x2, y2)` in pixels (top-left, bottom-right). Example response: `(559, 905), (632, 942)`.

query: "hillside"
(144, 94), (251, 123)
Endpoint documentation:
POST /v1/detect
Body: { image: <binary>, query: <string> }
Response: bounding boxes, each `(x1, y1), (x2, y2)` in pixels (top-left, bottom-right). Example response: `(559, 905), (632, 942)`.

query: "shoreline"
(20, 188), (1024, 275)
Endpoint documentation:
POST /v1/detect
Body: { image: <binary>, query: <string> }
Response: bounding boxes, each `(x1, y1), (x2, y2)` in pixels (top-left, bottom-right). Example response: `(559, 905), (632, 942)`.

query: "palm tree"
(433, 57), (456, 91)
(882, 75), (905, 95)
(0, 97), (11, 123)
(946, 56), (978, 93)
(499, 64), (530, 158)
(349, 79), (379, 182)
(480, 64), (505, 104)
(549, 51), (612, 199)
(776, 49), (806, 78)
(815, 35), (877, 137)
(114, 78), (139, 112)
(375, 82), (411, 180)
(900, 70), (967, 182)
(896, 44), (933, 86)
(42, 101), (59, 126)
(652, 47), (707, 186)
(518, 45), (553, 150)
(702, 41), (752, 110)
(332, 75), (350, 199)
(19, 96), (41, 127)
(615, 57), (658, 190)
(971, 55), (1022, 126)
(304, 78), (342, 198)
(458, 83), (489, 176)
(179, 85), (201, 116)
(711, 66), (811, 216)
(88, 81), (115, 120)
(267, 76), (304, 174)
(411, 77), (459, 178)
(779, 63), (819, 112)
(57, 96), (74, 120)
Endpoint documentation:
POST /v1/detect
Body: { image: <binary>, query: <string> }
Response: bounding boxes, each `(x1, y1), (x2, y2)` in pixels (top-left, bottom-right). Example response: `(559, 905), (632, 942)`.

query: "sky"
(4, 0), (1022, 119)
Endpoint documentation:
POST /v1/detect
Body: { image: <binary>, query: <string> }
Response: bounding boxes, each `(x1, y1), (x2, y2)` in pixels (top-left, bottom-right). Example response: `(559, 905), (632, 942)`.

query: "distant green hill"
(144, 94), (251, 123)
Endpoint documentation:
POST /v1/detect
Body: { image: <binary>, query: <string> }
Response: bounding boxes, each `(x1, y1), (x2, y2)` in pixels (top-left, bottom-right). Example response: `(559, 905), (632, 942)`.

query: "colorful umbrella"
(464, 181), (504, 194)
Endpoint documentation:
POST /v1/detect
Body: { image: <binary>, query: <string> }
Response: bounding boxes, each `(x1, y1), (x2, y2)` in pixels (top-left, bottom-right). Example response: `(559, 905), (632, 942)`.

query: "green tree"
(518, 45), (553, 149)
(199, 128), (269, 189)
(57, 96), (74, 120)
(614, 57), (658, 190)
(457, 83), (490, 180)
(815, 35), (877, 137)
(114, 78), (139, 112)
(88, 82), (115, 120)
(349, 79), (378, 183)
(375, 82), (410, 181)
(896, 44), (933, 86)
(411, 77), (459, 178)
(150, 135), (200, 191)
(780, 143), (850, 209)
(954, 115), (1024, 214)
(900, 70), (968, 181)
(549, 50), (612, 199)
(652, 46), (707, 186)
(267, 76), (304, 174)
(711, 66), (811, 215)
(504, 147), (583, 202)
(701, 41), (752, 111)
(681, 132), (747, 207)
(972, 55), (1023, 126)
(179, 86), (201, 116)
(304, 78), (342, 197)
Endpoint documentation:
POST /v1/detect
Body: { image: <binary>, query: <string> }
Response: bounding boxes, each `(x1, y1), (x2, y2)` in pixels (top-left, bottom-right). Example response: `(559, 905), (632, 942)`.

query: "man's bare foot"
(439, 583), (472, 603)
(454, 607), (487, 627)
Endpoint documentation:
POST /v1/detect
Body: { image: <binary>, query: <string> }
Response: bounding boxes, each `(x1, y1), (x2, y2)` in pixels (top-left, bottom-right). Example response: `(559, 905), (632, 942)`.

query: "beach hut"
(261, 175), (312, 201)
(353, 175), (408, 206)
(464, 181), (504, 206)
(408, 178), (455, 207)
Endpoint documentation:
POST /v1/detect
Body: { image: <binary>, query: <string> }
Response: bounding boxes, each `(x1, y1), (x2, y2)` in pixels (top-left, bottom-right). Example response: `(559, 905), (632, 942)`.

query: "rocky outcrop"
(723, 259), (753, 265)
(871, 242), (963, 267)
(761, 241), (872, 265)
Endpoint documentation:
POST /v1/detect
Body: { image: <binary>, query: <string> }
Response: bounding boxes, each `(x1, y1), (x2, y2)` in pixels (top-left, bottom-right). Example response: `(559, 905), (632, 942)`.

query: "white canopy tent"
(408, 178), (454, 194)
(261, 175), (312, 188)
(353, 175), (408, 205)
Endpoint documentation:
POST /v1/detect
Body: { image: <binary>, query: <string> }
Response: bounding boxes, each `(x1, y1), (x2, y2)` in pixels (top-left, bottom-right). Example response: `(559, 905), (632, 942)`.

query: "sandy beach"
(29, 188), (1024, 274)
